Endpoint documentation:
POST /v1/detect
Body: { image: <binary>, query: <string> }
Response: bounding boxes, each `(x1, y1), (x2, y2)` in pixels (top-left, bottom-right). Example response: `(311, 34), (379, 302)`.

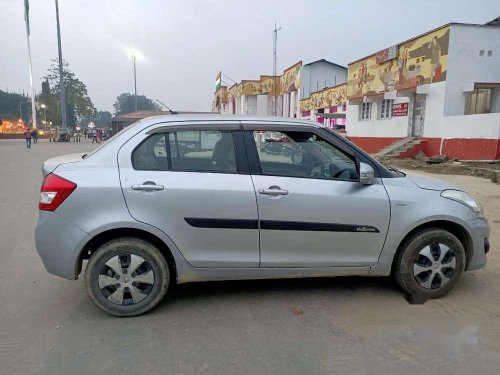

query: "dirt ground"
(0, 139), (499, 374)
(379, 157), (500, 179)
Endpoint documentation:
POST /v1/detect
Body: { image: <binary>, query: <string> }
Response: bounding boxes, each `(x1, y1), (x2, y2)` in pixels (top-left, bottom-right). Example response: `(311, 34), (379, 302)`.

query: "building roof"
(303, 59), (347, 70)
(112, 110), (214, 122)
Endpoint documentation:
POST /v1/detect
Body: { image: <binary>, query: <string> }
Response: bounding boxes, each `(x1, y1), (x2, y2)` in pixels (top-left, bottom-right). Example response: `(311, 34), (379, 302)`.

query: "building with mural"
(345, 22), (500, 160)
(212, 59), (347, 120)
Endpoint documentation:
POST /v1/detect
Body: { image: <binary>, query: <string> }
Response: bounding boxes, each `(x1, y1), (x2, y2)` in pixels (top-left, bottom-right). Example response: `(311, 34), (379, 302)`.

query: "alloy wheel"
(413, 243), (457, 289)
(98, 254), (155, 305)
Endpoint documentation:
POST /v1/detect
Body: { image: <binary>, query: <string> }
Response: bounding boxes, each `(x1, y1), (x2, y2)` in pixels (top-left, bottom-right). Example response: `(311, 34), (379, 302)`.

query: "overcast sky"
(1, 0), (499, 113)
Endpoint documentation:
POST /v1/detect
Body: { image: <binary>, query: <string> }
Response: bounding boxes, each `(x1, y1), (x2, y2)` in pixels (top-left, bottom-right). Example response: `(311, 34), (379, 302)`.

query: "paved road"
(1, 138), (499, 374)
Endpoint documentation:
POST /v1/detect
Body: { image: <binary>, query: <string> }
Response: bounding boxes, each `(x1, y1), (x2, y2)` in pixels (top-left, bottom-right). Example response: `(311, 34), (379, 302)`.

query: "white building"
(214, 59), (347, 120)
(346, 22), (500, 160)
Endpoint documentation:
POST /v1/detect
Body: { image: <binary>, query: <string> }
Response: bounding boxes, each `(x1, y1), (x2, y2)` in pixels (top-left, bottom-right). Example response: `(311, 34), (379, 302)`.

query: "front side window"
(380, 99), (393, 119)
(253, 130), (357, 181)
(360, 102), (372, 120)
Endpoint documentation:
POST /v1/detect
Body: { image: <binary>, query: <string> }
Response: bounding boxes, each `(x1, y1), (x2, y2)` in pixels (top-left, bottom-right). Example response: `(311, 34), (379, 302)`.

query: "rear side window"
(169, 130), (237, 172)
(132, 130), (237, 173)
(132, 133), (168, 170)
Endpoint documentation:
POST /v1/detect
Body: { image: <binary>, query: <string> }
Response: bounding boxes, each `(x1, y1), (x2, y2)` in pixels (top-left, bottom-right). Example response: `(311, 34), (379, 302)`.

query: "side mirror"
(359, 162), (375, 185)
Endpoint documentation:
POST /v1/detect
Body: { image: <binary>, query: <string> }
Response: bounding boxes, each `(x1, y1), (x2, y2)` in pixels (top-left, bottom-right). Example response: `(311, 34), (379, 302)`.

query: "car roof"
(135, 114), (321, 130)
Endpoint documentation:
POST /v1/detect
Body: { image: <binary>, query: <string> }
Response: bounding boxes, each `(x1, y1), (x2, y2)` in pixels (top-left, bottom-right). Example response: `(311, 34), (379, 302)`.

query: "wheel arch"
(78, 227), (178, 283)
(390, 219), (473, 275)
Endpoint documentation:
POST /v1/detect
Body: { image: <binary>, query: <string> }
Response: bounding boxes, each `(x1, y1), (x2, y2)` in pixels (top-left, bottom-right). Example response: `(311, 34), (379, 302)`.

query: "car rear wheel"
(84, 238), (170, 317)
(394, 228), (465, 300)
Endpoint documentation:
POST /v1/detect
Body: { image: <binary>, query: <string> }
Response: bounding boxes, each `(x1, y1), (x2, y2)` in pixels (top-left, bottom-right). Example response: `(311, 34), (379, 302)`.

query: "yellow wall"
(300, 84), (347, 111)
(347, 26), (450, 99)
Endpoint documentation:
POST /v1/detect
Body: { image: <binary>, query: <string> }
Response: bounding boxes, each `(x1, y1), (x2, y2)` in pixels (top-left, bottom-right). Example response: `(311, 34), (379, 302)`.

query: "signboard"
(392, 102), (408, 116)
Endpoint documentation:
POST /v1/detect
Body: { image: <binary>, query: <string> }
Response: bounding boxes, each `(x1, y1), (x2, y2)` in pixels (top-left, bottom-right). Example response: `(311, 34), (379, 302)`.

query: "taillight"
(39, 173), (77, 211)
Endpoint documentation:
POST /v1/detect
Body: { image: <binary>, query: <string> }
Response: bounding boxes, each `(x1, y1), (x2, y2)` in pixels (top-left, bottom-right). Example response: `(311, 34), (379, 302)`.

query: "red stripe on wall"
(349, 136), (499, 160)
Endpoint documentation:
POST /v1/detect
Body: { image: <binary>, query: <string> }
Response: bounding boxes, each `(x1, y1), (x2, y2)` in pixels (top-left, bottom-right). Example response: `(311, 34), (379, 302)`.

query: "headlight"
(441, 190), (483, 216)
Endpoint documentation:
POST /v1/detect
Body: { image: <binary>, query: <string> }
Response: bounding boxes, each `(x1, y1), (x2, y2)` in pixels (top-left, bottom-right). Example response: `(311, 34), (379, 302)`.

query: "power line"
(221, 72), (237, 85)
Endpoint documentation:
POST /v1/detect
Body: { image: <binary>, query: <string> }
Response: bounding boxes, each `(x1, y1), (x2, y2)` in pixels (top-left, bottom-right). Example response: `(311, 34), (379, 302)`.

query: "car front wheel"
(394, 228), (465, 300)
(84, 238), (170, 317)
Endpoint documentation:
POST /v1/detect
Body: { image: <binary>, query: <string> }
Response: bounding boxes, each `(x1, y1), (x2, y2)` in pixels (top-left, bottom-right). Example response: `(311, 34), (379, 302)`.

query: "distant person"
(92, 129), (97, 143)
(75, 131), (81, 142)
(32, 129), (38, 144)
(24, 128), (32, 149)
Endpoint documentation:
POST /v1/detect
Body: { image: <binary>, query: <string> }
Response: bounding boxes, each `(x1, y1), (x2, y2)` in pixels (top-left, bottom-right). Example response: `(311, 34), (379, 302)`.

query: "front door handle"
(259, 186), (289, 196)
(131, 181), (164, 191)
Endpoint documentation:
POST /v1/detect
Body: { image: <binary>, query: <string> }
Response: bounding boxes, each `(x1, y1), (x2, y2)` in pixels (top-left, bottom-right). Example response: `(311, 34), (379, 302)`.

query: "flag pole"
(24, 0), (37, 129)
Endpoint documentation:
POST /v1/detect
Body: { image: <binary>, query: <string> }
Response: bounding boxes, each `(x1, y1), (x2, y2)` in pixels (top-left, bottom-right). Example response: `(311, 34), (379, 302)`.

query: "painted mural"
(227, 83), (242, 102)
(347, 26), (449, 99)
(260, 75), (280, 96)
(281, 61), (302, 94)
(241, 80), (262, 96)
(300, 84), (347, 111)
(214, 86), (228, 108)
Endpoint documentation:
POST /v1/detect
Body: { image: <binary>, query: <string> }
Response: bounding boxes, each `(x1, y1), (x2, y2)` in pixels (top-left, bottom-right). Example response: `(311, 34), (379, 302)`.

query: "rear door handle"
(259, 186), (288, 196)
(131, 182), (164, 191)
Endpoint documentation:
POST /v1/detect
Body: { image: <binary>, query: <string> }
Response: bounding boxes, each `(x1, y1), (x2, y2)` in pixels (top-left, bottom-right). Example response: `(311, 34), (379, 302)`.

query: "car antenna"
(155, 99), (178, 114)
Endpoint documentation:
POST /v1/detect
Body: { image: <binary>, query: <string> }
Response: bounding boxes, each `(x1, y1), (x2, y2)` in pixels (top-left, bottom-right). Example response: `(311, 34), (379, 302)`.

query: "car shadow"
(158, 276), (401, 309)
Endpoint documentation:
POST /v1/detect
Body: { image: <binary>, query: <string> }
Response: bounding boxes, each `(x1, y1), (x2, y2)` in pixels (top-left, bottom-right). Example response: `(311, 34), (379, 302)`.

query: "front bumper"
(35, 211), (92, 280)
(466, 217), (490, 271)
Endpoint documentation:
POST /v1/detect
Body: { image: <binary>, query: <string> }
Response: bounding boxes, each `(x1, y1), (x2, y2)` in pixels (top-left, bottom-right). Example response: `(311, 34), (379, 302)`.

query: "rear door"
(244, 123), (390, 267)
(118, 122), (259, 268)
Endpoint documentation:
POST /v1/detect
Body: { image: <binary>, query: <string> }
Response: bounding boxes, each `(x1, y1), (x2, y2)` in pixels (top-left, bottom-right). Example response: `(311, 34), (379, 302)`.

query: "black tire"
(394, 228), (465, 300)
(84, 238), (170, 317)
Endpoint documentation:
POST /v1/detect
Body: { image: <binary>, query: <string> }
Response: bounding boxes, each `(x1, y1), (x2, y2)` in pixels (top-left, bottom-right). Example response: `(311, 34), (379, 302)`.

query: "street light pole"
(55, 0), (67, 133)
(132, 55), (137, 112)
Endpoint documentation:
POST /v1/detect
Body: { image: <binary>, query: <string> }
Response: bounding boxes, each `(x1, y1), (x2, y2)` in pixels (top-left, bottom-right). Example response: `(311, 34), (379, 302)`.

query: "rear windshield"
(83, 120), (142, 159)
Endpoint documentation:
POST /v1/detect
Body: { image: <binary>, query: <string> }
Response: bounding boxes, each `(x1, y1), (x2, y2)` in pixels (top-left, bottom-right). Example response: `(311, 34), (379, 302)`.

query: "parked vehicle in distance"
(35, 115), (490, 316)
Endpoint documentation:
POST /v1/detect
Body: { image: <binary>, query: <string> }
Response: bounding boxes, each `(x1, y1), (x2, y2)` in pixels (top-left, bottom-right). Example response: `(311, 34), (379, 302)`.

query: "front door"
(245, 126), (390, 267)
(118, 123), (259, 268)
(412, 94), (426, 137)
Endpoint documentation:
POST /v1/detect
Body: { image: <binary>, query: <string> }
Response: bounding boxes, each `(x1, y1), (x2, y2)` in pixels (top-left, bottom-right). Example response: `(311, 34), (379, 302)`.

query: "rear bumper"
(466, 218), (490, 271)
(35, 211), (92, 280)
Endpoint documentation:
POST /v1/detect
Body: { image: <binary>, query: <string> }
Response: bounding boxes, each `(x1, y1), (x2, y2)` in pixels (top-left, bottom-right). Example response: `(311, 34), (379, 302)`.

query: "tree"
(80, 110), (112, 127)
(44, 59), (96, 127)
(0, 90), (32, 123)
(113, 93), (161, 115)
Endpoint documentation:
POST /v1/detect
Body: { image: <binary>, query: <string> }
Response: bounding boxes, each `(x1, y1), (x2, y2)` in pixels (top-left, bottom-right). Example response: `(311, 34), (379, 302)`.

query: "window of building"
(380, 99), (393, 119)
(487, 50), (493, 57)
(464, 88), (492, 115)
(133, 130), (238, 173)
(252, 130), (357, 181)
(360, 102), (372, 120)
(479, 50), (485, 57)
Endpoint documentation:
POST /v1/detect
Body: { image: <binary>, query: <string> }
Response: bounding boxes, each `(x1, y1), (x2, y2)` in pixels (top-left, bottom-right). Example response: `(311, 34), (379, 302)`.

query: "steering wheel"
(307, 160), (324, 177)
(332, 167), (352, 179)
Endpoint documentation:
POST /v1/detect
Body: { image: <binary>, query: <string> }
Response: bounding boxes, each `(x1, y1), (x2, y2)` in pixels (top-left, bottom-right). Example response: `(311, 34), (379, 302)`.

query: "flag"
(24, 0), (30, 36)
(215, 71), (221, 92)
